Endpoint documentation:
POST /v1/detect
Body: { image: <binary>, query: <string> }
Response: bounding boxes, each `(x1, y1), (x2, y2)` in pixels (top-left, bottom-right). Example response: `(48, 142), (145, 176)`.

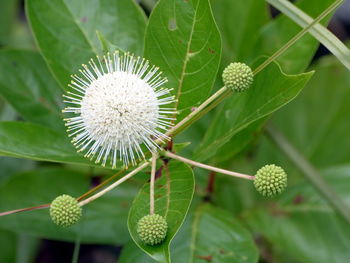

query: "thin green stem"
(163, 86), (230, 139)
(78, 162), (150, 206)
(254, 0), (343, 75)
(71, 235), (81, 263)
(266, 126), (350, 224)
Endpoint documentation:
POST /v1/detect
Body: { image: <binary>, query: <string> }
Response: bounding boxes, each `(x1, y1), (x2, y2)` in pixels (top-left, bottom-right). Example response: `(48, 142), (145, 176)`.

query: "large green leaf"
(144, 0), (221, 121)
(256, 56), (350, 171)
(118, 242), (156, 263)
(254, 0), (334, 74)
(26, 0), (147, 88)
(0, 0), (17, 46)
(246, 166), (350, 263)
(0, 157), (33, 183)
(249, 56), (350, 262)
(0, 50), (63, 130)
(0, 168), (144, 244)
(171, 204), (259, 263)
(195, 61), (313, 162)
(211, 0), (268, 66)
(0, 121), (101, 167)
(267, 0), (350, 71)
(122, 204), (259, 263)
(204, 0), (333, 163)
(128, 161), (195, 263)
(0, 229), (16, 263)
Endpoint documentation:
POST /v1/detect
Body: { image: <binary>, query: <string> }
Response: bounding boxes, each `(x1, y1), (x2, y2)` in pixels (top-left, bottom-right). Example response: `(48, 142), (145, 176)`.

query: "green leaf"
(250, 56), (350, 260)
(267, 0), (350, 71)
(0, 0), (17, 46)
(211, 0), (268, 66)
(0, 229), (16, 263)
(0, 101), (16, 121)
(96, 30), (123, 54)
(128, 161), (195, 263)
(119, 242), (156, 263)
(0, 168), (142, 244)
(0, 50), (64, 131)
(207, 0), (333, 162)
(171, 204), (258, 263)
(0, 157), (34, 183)
(26, 0), (147, 88)
(123, 204), (258, 263)
(195, 61), (313, 162)
(246, 166), (350, 263)
(0, 121), (105, 167)
(211, 120), (266, 164)
(256, 0), (334, 74)
(256, 55), (350, 170)
(144, 0), (221, 121)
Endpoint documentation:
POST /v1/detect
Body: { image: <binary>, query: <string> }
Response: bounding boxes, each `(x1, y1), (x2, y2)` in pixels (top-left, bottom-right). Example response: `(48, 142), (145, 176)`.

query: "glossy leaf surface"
(128, 161), (195, 262)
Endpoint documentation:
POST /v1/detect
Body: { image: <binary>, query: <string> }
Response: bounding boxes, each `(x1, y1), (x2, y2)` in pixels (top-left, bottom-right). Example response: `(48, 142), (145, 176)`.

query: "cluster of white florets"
(63, 52), (176, 167)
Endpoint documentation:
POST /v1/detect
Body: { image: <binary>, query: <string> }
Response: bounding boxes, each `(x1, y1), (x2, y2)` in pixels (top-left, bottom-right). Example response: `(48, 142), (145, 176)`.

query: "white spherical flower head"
(63, 52), (176, 167)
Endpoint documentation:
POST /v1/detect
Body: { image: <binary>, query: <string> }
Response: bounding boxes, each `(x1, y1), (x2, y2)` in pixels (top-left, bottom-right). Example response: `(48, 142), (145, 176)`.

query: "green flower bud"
(137, 214), (167, 246)
(254, 164), (287, 197)
(222, 62), (253, 92)
(50, 194), (82, 227)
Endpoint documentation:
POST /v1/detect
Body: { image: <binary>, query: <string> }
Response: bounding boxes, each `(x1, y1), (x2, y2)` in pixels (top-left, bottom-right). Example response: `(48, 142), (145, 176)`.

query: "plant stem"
(164, 151), (254, 180)
(253, 0), (343, 75)
(150, 153), (157, 215)
(77, 169), (124, 201)
(163, 86), (230, 139)
(266, 126), (350, 224)
(0, 204), (49, 216)
(71, 235), (81, 263)
(78, 162), (150, 206)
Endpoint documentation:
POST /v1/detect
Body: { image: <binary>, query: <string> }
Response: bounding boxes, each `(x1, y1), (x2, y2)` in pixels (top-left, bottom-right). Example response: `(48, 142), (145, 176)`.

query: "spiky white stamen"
(63, 52), (176, 168)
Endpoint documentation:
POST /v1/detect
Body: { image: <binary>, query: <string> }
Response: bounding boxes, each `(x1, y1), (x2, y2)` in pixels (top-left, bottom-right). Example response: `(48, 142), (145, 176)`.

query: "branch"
(150, 152), (157, 215)
(164, 151), (254, 180)
(79, 161), (150, 206)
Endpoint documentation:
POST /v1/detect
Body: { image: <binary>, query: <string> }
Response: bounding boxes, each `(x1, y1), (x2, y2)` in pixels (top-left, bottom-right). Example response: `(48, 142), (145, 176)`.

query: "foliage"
(0, 0), (349, 262)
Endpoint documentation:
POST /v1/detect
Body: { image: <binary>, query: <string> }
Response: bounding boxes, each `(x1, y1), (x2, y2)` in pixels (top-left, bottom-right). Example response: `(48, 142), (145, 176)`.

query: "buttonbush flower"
(137, 214), (168, 246)
(50, 194), (82, 227)
(254, 164), (287, 197)
(222, 62), (253, 92)
(63, 52), (176, 167)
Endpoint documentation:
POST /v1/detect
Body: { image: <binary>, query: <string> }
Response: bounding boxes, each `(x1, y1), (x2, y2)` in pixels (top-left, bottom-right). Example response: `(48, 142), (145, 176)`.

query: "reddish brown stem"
(0, 169), (126, 217)
(0, 204), (49, 216)
(206, 171), (216, 194)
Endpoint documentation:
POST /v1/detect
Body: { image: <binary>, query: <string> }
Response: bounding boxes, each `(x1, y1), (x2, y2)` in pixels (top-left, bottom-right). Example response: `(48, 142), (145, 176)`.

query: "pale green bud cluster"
(222, 62), (253, 92)
(137, 214), (168, 246)
(50, 194), (82, 227)
(254, 164), (287, 197)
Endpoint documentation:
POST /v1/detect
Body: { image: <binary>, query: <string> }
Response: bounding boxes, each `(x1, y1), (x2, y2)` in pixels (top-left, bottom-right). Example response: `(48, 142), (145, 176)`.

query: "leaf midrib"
(175, 0), (201, 111)
(61, 0), (98, 55)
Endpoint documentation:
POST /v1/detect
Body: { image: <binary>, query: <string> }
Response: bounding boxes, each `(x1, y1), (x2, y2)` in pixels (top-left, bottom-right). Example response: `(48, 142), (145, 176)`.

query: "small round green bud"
(137, 214), (167, 246)
(222, 62), (253, 92)
(50, 194), (82, 227)
(254, 164), (287, 197)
